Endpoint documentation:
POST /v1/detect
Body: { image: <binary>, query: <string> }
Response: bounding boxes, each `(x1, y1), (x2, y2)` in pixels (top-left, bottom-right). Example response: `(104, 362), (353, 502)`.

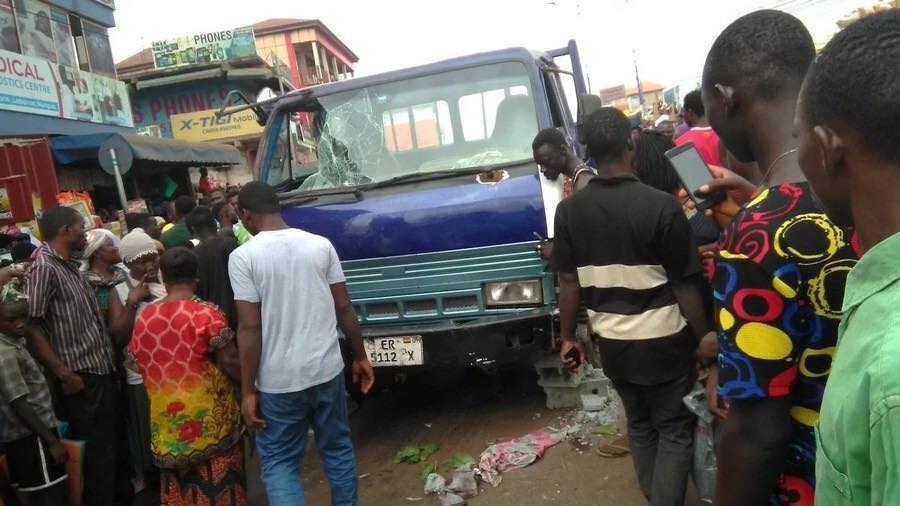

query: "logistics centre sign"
(0, 48), (133, 127)
(151, 27), (257, 70)
(170, 108), (263, 142)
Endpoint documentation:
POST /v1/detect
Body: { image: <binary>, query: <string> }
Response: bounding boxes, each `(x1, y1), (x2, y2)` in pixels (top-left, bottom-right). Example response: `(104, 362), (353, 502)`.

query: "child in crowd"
(0, 300), (67, 506)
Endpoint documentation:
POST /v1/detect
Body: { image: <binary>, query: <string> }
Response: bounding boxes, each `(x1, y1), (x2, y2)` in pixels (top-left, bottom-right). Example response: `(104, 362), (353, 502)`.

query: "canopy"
(50, 133), (242, 174)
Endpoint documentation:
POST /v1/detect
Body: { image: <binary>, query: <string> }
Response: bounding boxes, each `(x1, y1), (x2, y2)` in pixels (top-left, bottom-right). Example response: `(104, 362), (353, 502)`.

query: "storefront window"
(0, 0), (19, 53)
(82, 20), (114, 77)
(1, 1), (115, 78)
(50, 7), (75, 67)
(14, 0), (56, 62)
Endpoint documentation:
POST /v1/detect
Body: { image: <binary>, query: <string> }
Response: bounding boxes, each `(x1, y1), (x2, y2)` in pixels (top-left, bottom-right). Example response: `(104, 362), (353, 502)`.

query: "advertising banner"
(0, 48), (59, 115)
(152, 27), (257, 70)
(170, 107), (262, 142)
(0, 47), (133, 127)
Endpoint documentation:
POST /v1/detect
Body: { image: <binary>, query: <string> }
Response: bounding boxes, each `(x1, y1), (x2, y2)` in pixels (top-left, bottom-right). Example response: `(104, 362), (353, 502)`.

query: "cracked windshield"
(267, 62), (539, 190)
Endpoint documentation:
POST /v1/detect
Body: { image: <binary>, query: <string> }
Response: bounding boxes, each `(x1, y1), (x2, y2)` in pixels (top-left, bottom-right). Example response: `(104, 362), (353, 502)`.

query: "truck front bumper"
(360, 308), (555, 369)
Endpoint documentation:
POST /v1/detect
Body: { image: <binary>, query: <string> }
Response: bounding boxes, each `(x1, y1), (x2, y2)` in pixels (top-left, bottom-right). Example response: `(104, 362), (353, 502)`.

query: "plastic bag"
(683, 382), (717, 504)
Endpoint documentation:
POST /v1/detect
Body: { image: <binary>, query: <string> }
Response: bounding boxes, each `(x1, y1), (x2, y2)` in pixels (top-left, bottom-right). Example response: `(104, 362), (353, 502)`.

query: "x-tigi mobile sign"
(151, 27), (257, 70)
(170, 108), (263, 142)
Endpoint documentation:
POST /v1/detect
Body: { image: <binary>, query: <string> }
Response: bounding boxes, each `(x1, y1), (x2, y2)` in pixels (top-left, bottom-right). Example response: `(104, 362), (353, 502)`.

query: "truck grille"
(344, 242), (549, 324)
(404, 299), (438, 315)
(443, 295), (479, 312)
(366, 302), (399, 318)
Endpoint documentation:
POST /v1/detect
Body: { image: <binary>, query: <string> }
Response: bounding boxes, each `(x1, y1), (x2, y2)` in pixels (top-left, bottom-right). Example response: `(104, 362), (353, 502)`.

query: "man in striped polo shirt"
(27, 205), (119, 506)
(554, 107), (711, 506)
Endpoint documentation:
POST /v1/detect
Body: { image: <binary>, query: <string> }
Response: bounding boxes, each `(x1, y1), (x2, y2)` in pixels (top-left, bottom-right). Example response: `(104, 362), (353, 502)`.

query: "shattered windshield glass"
(268, 62), (539, 191)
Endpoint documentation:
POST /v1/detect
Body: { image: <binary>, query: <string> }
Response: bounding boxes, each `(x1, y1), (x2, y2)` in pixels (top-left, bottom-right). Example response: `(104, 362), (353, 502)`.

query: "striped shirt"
(0, 333), (57, 442)
(553, 175), (702, 385)
(27, 245), (114, 374)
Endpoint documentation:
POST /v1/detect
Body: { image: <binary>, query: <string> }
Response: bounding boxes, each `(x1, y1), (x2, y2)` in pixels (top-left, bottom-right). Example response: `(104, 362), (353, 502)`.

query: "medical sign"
(0, 47), (133, 127)
(0, 50), (59, 115)
(170, 108), (263, 142)
(151, 27), (257, 70)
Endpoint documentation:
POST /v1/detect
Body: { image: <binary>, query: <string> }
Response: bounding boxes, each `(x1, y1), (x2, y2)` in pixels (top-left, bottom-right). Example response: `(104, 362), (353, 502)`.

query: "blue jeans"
(256, 373), (358, 506)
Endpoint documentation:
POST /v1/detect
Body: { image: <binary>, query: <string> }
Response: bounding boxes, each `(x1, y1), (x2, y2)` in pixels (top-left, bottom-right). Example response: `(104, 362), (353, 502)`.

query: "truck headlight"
(482, 279), (543, 307)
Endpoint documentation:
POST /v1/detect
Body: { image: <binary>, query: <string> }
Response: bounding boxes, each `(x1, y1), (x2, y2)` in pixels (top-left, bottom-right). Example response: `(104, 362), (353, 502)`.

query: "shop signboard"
(170, 107), (263, 142)
(599, 85), (627, 104)
(0, 47), (133, 127)
(151, 27), (257, 70)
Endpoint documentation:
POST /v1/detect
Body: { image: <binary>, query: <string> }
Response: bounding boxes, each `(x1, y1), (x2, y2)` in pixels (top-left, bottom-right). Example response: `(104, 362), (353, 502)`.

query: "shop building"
(251, 17), (357, 88)
(0, 0), (135, 236)
(114, 18), (357, 187)
(0, 0), (131, 136)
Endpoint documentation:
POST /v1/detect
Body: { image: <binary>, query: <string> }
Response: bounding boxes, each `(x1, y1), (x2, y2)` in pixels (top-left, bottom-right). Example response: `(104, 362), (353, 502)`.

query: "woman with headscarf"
(82, 228), (156, 494)
(112, 230), (172, 493)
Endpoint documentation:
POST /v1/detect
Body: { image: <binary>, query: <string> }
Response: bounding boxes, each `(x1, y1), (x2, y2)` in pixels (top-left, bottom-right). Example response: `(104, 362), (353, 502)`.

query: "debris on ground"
(395, 443), (440, 464)
(419, 461), (439, 482)
(477, 426), (569, 487)
(591, 423), (619, 436)
(443, 453), (476, 473)
(595, 440), (630, 458)
(424, 467), (479, 505)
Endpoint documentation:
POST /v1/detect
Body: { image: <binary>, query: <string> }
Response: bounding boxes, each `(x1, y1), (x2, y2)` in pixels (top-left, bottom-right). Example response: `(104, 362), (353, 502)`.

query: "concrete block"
(534, 354), (583, 386)
(542, 385), (583, 409)
(580, 394), (607, 412)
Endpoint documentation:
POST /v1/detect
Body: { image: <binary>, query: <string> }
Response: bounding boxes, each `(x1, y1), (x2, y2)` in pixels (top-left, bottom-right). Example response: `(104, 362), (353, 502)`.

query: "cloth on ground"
(477, 427), (566, 487)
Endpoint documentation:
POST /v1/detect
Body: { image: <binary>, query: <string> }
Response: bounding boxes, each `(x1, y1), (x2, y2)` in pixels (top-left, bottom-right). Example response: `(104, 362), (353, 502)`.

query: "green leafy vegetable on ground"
(394, 443), (441, 465)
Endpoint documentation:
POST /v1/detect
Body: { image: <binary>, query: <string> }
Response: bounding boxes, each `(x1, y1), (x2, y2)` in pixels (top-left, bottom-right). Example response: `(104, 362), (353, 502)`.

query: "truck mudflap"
(360, 308), (556, 369)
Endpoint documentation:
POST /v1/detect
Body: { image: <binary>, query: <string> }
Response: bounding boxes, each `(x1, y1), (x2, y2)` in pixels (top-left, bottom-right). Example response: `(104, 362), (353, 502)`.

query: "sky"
(110, 0), (864, 93)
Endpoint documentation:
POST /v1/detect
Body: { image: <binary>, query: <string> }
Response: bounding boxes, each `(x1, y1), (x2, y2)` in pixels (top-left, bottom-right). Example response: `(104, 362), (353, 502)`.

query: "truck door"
(539, 40), (588, 238)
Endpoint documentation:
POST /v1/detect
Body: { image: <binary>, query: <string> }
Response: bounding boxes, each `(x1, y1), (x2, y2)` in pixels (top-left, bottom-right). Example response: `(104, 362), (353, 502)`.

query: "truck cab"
(254, 41), (586, 370)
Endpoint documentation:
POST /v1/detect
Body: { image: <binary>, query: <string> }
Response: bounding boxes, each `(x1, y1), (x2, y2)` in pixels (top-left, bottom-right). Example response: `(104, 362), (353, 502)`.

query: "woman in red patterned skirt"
(129, 247), (246, 506)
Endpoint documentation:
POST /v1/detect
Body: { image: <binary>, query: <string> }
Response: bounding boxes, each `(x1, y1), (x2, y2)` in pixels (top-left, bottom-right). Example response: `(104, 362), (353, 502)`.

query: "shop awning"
(50, 133), (242, 173)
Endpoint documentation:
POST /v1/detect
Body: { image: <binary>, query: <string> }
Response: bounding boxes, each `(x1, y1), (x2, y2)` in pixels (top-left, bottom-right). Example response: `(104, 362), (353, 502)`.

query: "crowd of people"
(533, 6), (900, 506)
(0, 178), (374, 506)
(539, 8), (899, 506)
(0, 7), (897, 506)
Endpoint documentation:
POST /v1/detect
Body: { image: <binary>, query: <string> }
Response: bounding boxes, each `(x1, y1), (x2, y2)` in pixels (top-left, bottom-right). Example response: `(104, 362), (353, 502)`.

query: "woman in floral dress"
(129, 247), (245, 505)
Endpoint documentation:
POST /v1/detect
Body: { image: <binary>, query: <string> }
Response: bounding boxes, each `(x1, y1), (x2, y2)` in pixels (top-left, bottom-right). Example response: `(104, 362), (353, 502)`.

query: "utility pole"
(633, 48), (645, 114)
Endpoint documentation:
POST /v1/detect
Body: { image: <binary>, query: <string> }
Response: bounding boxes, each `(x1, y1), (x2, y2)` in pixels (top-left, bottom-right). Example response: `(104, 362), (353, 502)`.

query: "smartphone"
(665, 142), (723, 211)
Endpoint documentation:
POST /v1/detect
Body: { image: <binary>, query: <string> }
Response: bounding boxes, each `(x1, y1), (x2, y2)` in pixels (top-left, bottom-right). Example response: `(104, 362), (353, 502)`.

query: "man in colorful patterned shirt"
(701, 10), (859, 506)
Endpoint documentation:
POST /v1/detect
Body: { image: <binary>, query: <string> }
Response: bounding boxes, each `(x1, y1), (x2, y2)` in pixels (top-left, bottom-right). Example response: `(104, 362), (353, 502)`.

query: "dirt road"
(292, 367), (701, 506)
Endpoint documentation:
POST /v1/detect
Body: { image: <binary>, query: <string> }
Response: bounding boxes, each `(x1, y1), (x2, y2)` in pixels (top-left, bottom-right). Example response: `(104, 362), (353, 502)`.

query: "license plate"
(364, 336), (423, 367)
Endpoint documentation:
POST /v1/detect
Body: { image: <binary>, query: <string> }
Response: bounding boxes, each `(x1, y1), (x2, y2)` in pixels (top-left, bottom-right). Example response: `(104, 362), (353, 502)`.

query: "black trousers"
(57, 373), (119, 506)
(611, 372), (696, 506)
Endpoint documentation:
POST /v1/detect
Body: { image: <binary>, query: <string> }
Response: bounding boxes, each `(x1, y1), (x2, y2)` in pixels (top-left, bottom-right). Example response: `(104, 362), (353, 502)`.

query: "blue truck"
(249, 41), (587, 371)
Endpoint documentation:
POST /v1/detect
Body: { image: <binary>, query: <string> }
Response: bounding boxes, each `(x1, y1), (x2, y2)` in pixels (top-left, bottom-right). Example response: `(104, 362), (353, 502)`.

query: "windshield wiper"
(278, 185), (364, 207)
(361, 166), (487, 191)
(362, 159), (534, 191)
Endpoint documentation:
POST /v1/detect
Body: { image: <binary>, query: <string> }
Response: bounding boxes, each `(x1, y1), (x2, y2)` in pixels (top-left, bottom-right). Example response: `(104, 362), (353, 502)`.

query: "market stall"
(47, 133), (242, 235)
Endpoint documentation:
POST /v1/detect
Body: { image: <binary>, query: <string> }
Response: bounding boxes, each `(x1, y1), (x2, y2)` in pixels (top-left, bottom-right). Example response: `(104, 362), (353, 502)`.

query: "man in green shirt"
(794, 10), (900, 505)
(160, 195), (196, 249)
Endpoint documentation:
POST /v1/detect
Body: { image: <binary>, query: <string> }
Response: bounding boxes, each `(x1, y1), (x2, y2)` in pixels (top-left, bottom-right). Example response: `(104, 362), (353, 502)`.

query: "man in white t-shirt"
(228, 181), (374, 506)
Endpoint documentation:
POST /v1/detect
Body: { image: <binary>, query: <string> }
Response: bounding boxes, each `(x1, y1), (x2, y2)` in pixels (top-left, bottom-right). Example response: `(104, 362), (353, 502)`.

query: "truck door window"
(459, 86), (530, 142)
(556, 72), (578, 123)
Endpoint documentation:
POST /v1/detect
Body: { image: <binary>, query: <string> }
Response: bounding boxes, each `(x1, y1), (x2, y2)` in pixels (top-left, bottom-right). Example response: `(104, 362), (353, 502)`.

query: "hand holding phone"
(665, 143), (725, 211)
